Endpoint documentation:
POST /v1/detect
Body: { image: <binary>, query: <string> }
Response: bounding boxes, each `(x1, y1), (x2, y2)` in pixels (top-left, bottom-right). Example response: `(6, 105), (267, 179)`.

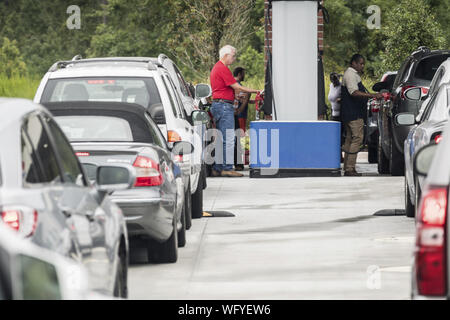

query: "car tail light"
(75, 152), (90, 157)
(1, 206), (38, 237)
(401, 85), (416, 99)
(174, 155), (183, 163)
(422, 87), (429, 96)
(415, 186), (448, 296)
(168, 130), (182, 143)
(434, 134), (443, 144)
(132, 156), (163, 187)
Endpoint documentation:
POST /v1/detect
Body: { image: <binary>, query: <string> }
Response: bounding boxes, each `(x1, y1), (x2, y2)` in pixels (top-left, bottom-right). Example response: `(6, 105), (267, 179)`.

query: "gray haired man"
(209, 45), (259, 177)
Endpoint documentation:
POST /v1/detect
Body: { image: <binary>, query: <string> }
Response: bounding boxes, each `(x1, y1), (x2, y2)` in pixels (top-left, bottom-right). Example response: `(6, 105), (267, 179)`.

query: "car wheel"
(368, 144), (378, 163)
(202, 164), (207, 190)
(185, 181), (192, 230)
(147, 218), (178, 263)
(113, 244), (128, 298)
(389, 137), (404, 176)
(191, 171), (203, 219)
(178, 203), (186, 248)
(377, 135), (389, 174)
(405, 176), (415, 218)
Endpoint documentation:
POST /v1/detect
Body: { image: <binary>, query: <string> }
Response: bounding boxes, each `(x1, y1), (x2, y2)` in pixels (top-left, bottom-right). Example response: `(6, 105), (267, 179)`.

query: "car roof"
(410, 48), (450, 60)
(0, 98), (46, 127)
(47, 57), (168, 79)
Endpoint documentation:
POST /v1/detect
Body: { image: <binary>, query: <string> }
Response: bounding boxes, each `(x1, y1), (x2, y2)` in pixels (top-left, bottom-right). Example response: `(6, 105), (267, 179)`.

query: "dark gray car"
(378, 47), (450, 176)
(43, 101), (193, 263)
(0, 98), (132, 298)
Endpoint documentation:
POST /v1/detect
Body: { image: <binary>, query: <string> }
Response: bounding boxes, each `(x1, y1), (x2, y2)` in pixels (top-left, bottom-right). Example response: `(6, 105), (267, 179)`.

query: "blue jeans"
(211, 101), (235, 172)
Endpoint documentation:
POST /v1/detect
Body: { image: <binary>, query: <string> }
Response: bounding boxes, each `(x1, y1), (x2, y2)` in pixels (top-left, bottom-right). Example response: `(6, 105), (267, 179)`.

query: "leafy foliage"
(0, 37), (27, 77)
(379, 0), (447, 73)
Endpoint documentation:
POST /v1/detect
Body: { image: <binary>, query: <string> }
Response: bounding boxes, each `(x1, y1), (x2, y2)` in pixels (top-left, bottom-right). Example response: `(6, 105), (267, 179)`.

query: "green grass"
(0, 75), (41, 100)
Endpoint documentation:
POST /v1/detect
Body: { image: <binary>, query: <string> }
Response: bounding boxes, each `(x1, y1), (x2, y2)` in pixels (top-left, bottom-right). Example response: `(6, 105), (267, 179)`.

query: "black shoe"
(234, 165), (244, 171)
(344, 170), (362, 176)
(211, 169), (221, 177)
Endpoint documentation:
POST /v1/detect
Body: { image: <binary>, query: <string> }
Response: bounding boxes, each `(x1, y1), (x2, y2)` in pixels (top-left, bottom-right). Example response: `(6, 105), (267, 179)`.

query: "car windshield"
(414, 55), (450, 81)
(427, 88), (450, 121)
(41, 77), (161, 109)
(55, 116), (133, 142)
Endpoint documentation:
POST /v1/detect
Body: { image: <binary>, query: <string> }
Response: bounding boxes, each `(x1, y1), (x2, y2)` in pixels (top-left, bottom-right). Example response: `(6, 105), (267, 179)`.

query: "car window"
(21, 130), (46, 184)
(422, 91), (439, 120)
(22, 114), (62, 184)
(393, 59), (411, 88)
(425, 87), (450, 121)
(41, 77), (161, 109)
(161, 75), (180, 117)
(428, 68), (444, 97)
(165, 75), (186, 119)
(414, 55), (450, 81)
(19, 254), (62, 300)
(43, 115), (87, 186)
(145, 113), (169, 149)
(56, 116), (133, 142)
(174, 65), (191, 97)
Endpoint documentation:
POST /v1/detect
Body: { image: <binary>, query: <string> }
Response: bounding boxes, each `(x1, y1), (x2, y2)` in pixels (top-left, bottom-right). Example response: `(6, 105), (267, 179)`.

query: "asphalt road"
(128, 153), (415, 300)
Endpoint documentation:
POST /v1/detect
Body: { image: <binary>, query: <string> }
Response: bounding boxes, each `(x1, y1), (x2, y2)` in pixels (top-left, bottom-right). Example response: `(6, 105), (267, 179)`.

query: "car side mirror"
(191, 110), (210, 125)
(195, 83), (212, 99)
(413, 143), (438, 177)
(404, 87), (422, 101)
(96, 164), (136, 193)
(148, 103), (166, 125)
(171, 141), (194, 156)
(395, 112), (416, 126)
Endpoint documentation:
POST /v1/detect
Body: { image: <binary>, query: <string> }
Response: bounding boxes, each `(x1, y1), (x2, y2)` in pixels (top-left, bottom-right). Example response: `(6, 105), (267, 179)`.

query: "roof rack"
(47, 57), (159, 72)
(158, 53), (169, 66)
(411, 46), (431, 56)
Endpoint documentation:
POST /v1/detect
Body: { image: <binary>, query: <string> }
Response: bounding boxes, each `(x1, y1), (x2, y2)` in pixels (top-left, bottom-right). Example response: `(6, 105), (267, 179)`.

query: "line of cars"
(372, 47), (450, 176)
(366, 47), (450, 299)
(0, 55), (212, 299)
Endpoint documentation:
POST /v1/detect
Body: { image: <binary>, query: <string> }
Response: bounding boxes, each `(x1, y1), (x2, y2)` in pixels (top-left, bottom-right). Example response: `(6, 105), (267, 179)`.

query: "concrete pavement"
(129, 153), (415, 299)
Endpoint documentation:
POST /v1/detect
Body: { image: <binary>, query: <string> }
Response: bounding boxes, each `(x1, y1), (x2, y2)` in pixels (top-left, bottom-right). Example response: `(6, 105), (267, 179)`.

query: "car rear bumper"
(110, 189), (176, 242)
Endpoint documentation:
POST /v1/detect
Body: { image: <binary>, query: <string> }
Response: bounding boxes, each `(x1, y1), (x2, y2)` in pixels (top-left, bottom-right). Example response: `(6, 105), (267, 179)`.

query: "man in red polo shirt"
(210, 45), (259, 177)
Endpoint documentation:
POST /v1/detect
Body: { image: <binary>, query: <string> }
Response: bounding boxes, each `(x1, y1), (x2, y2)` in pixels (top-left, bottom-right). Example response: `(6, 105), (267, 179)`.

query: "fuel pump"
(250, 0), (341, 178)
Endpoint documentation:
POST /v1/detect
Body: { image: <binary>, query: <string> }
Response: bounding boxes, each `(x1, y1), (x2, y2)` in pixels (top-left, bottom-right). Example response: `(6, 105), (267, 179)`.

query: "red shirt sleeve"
(222, 68), (237, 87)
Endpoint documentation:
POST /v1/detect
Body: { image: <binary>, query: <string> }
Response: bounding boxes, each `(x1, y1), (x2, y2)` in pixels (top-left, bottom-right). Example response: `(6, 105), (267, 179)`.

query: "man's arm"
(236, 92), (250, 114)
(351, 90), (383, 99)
(231, 82), (259, 94)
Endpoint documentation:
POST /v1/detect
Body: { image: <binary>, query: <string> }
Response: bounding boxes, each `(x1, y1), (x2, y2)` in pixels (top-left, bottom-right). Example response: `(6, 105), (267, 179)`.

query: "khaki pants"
(343, 118), (364, 172)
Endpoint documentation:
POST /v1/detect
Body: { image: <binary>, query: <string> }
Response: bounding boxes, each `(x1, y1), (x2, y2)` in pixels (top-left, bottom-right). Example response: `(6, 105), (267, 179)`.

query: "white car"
(34, 56), (210, 225)
(155, 54), (212, 217)
(415, 58), (450, 122)
(0, 222), (89, 300)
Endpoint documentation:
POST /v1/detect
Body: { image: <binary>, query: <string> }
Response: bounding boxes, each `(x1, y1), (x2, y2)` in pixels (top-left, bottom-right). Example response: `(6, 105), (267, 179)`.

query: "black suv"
(377, 47), (450, 175)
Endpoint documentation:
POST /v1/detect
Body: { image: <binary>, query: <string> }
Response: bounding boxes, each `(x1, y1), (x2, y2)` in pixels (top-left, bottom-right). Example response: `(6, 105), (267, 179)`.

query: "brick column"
(264, 0), (272, 70)
(318, 0), (324, 56)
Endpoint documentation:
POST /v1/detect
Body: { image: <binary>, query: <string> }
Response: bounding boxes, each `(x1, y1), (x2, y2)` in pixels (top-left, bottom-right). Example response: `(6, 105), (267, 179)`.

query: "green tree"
(0, 37), (27, 77)
(379, 0), (446, 73)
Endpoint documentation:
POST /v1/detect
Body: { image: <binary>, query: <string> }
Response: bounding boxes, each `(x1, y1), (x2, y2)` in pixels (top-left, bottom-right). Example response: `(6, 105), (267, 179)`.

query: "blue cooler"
(249, 121), (341, 178)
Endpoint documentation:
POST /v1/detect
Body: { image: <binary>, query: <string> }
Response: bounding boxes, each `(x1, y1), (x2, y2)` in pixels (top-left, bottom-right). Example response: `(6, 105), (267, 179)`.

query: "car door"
(164, 74), (202, 175)
(39, 113), (113, 292)
(20, 114), (80, 261)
